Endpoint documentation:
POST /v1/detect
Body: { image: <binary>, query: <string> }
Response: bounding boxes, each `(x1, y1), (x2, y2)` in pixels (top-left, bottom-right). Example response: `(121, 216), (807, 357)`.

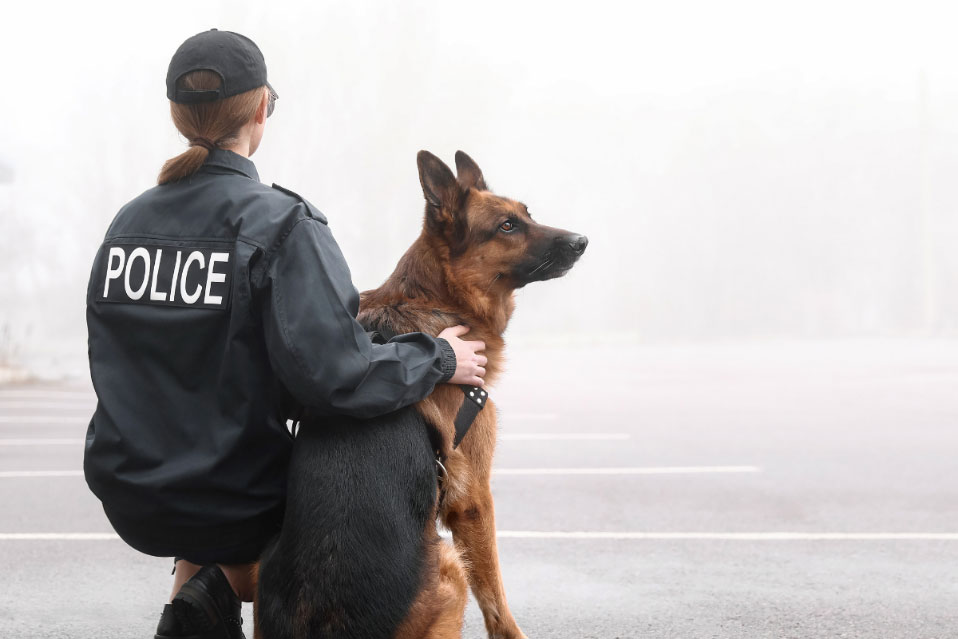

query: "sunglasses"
(267, 86), (279, 118)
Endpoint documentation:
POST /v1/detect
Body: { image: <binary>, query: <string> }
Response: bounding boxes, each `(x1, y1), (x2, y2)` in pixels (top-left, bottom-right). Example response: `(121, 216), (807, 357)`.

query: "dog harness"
(454, 385), (487, 447)
(369, 324), (487, 507)
(370, 325), (487, 452)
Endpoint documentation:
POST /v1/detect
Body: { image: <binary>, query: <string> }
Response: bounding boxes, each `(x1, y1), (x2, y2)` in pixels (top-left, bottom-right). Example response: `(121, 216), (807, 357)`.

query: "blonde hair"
(158, 70), (264, 185)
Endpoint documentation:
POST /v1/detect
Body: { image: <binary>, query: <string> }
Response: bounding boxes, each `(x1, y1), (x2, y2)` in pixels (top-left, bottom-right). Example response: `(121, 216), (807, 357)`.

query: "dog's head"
(417, 150), (587, 291)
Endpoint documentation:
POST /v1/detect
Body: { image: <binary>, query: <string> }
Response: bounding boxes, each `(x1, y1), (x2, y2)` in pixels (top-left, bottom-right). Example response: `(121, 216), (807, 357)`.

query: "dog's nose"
(566, 234), (588, 255)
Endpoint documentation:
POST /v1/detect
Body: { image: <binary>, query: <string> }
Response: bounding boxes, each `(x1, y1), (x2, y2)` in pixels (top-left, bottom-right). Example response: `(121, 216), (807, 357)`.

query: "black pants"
(104, 503), (283, 565)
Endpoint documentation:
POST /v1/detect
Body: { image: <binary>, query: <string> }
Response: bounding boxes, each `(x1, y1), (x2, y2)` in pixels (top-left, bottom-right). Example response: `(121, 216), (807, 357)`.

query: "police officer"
(83, 30), (486, 639)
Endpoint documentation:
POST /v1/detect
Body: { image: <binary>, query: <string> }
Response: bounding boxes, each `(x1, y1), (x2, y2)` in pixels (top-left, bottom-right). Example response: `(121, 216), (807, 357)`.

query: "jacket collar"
(199, 148), (260, 182)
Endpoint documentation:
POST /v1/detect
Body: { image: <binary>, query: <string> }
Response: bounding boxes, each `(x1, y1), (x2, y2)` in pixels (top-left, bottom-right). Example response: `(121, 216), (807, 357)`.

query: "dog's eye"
(499, 220), (517, 233)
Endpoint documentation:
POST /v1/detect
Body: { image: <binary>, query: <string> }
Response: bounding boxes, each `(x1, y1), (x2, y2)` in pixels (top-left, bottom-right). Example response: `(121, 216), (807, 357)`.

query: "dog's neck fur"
(367, 232), (515, 333)
(359, 231), (515, 384)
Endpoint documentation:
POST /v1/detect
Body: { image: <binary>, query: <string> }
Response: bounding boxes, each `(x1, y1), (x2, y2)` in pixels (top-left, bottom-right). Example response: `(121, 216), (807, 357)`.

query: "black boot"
(155, 603), (193, 639)
(171, 565), (245, 639)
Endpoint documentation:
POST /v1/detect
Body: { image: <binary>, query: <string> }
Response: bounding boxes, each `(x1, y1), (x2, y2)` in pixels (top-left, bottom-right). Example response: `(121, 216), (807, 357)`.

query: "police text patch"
(98, 243), (233, 310)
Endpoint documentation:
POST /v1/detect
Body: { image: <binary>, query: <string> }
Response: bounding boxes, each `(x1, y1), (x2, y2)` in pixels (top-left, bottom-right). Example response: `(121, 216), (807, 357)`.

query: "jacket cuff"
(435, 338), (457, 384)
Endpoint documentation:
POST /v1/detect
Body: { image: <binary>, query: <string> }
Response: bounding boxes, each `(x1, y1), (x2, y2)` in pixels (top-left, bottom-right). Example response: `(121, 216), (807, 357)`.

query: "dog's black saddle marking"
(368, 327), (486, 450)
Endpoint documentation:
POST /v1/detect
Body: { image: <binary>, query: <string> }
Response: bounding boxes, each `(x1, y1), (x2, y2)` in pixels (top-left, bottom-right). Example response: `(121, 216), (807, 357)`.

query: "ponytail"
(159, 145), (210, 185)
(158, 70), (264, 185)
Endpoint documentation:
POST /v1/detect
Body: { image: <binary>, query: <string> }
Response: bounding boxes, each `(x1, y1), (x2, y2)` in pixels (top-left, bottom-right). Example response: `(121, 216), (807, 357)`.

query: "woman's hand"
(438, 325), (487, 387)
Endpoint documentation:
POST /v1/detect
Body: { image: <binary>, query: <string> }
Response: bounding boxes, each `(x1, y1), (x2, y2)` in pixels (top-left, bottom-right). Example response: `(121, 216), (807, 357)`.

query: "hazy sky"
(2, 1), (957, 376)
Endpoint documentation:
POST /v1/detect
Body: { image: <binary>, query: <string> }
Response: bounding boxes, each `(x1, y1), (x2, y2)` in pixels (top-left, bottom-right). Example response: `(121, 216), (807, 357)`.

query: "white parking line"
(0, 403), (94, 410)
(4, 531), (958, 541)
(0, 391), (93, 400)
(495, 531), (958, 540)
(0, 471), (83, 478)
(499, 433), (629, 441)
(493, 466), (761, 475)
(0, 416), (87, 424)
(0, 439), (83, 446)
(0, 533), (119, 540)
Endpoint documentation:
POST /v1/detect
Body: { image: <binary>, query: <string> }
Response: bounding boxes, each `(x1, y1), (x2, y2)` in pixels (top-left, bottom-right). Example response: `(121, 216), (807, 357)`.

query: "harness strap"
(369, 324), (487, 450)
(454, 385), (487, 448)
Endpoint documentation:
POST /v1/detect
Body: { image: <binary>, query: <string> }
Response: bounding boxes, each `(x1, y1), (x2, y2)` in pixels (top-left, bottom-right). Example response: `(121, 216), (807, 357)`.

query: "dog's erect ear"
(417, 150), (461, 211)
(455, 150), (488, 191)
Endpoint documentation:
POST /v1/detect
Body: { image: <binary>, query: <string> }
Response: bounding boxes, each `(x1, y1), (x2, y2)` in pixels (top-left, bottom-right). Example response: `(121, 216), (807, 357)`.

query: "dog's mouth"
(530, 257), (575, 281)
(513, 243), (586, 287)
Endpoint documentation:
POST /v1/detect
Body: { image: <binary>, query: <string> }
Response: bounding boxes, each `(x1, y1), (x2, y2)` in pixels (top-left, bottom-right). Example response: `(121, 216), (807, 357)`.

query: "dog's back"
(256, 407), (439, 639)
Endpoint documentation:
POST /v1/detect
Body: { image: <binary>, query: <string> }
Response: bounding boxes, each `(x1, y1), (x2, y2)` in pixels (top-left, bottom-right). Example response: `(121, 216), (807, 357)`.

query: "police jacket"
(84, 149), (456, 537)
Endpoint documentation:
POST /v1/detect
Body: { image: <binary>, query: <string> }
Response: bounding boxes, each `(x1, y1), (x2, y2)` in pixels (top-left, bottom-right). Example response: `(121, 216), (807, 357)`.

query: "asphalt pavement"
(1, 340), (957, 638)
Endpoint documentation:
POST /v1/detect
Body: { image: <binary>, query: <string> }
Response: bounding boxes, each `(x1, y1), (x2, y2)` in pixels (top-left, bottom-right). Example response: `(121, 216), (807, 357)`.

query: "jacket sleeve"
(261, 217), (457, 419)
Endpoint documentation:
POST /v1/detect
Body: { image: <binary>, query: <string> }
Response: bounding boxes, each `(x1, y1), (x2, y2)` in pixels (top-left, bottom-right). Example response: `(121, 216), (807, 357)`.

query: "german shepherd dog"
(255, 151), (587, 639)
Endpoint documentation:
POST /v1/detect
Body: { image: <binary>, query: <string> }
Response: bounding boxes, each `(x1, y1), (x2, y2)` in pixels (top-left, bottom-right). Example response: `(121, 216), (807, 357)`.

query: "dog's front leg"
(443, 480), (526, 639)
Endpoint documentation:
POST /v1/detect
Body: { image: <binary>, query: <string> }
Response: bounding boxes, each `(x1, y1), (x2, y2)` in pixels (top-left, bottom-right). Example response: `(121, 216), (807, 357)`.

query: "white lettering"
(204, 252), (229, 305)
(123, 247), (150, 300)
(169, 250), (182, 302)
(103, 247), (126, 297)
(149, 249), (167, 302)
(180, 251), (205, 304)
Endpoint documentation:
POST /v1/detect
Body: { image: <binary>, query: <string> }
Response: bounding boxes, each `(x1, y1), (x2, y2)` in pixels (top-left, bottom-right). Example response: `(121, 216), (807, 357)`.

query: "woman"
(83, 29), (486, 639)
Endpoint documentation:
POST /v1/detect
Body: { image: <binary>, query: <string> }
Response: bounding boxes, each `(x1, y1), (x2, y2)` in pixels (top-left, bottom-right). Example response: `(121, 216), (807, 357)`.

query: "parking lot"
(2, 340), (957, 638)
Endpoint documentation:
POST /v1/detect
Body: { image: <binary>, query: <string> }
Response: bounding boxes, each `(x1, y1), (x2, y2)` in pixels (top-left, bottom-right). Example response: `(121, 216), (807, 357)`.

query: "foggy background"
(4, 4), (958, 636)
(2, 0), (957, 378)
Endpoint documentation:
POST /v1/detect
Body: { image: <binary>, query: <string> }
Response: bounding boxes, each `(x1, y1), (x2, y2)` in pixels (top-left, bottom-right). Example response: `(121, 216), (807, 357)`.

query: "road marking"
(0, 470), (83, 478)
(7, 531), (958, 542)
(0, 390), (93, 400)
(0, 533), (119, 540)
(0, 402), (94, 410)
(499, 433), (629, 441)
(493, 466), (760, 475)
(0, 416), (87, 424)
(494, 531), (958, 541)
(0, 439), (83, 446)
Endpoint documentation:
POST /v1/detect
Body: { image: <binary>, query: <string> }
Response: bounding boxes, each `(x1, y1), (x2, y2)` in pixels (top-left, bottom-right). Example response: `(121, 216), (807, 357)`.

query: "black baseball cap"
(166, 29), (277, 104)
